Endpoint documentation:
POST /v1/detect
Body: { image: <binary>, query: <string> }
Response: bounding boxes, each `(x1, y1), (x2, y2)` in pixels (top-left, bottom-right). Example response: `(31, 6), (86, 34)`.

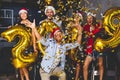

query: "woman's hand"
(30, 19), (36, 29)
(21, 19), (31, 25)
(25, 19), (36, 29)
(77, 24), (82, 44)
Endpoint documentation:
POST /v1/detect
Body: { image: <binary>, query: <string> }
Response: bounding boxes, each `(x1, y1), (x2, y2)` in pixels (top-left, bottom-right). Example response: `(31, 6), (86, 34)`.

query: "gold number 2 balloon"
(94, 7), (120, 52)
(1, 25), (38, 68)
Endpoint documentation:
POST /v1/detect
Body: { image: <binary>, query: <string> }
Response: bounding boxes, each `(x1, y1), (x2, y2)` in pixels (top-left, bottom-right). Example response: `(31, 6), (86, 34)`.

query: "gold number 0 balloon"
(1, 25), (38, 68)
(94, 7), (120, 52)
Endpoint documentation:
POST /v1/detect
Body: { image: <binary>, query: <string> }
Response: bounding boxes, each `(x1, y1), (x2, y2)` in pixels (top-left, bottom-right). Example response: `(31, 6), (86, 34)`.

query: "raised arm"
(76, 24), (82, 44)
(29, 20), (42, 41)
(31, 30), (37, 52)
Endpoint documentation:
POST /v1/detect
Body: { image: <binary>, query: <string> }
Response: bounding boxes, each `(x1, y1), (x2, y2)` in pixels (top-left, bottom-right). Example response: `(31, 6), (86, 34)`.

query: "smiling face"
(87, 15), (93, 24)
(19, 12), (28, 20)
(73, 13), (82, 23)
(54, 31), (63, 43)
(74, 16), (80, 22)
(46, 9), (54, 20)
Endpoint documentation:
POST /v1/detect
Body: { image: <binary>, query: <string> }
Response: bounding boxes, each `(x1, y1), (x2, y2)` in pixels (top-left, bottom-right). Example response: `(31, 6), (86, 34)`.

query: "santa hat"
(87, 12), (96, 17)
(19, 8), (28, 15)
(77, 12), (83, 20)
(50, 27), (60, 38)
(45, 6), (56, 15)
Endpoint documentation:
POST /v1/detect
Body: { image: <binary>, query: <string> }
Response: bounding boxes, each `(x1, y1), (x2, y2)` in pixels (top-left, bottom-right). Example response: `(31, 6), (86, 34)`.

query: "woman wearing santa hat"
(15, 8), (36, 80)
(17, 8), (31, 26)
(17, 7), (30, 80)
(83, 12), (104, 80)
(72, 12), (83, 80)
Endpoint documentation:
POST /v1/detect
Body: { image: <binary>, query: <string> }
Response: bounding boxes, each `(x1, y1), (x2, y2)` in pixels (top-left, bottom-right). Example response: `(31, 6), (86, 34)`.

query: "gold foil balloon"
(103, 7), (120, 35)
(45, 0), (52, 5)
(94, 7), (120, 52)
(64, 18), (80, 61)
(1, 25), (38, 68)
(70, 27), (79, 61)
(72, 27), (78, 40)
(94, 38), (105, 52)
(37, 20), (58, 55)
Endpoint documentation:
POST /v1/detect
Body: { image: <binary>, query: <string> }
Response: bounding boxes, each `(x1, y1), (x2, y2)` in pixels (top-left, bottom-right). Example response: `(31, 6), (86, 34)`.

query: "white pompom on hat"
(45, 6), (56, 15)
(19, 8), (28, 15)
(87, 12), (96, 17)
